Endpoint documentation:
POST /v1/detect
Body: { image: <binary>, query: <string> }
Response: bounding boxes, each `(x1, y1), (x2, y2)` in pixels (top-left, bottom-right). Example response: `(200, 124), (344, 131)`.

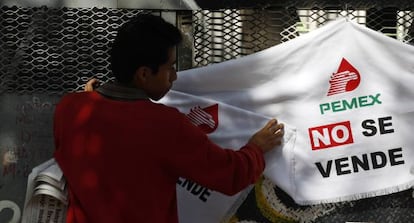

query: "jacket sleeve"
(163, 112), (265, 196)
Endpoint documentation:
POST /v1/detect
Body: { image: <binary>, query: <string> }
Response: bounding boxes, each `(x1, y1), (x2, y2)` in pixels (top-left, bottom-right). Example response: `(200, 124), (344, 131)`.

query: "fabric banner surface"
(160, 90), (296, 223)
(167, 18), (414, 207)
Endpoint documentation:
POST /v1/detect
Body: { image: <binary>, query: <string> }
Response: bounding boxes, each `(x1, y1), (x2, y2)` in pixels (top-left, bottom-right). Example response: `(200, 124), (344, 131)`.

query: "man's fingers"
(273, 123), (284, 135)
(251, 119), (285, 153)
(266, 119), (277, 129)
(84, 78), (99, 92)
(271, 124), (284, 146)
(268, 123), (284, 136)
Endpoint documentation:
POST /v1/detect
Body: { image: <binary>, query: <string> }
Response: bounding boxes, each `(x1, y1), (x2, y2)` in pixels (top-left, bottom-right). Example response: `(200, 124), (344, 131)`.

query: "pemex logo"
(327, 58), (361, 96)
(186, 104), (219, 134)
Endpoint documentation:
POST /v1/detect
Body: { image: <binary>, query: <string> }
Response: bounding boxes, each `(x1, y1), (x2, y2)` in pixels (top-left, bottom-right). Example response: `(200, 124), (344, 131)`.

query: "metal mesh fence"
(0, 7), (160, 94)
(191, 7), (413, 67)
(0, 5), (413, 94)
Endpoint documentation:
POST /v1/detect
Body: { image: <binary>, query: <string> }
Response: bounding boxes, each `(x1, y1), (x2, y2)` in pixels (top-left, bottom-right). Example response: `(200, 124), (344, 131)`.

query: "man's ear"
(133, 66), (152, 86)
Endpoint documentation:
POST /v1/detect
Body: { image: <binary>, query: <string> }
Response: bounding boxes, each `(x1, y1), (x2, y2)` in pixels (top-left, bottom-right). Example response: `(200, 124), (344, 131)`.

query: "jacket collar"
(96, 81), (149, 101)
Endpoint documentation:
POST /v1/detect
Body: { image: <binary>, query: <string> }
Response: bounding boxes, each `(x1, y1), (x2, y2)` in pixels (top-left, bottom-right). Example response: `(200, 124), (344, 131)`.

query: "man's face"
(144, 47), (177, 101)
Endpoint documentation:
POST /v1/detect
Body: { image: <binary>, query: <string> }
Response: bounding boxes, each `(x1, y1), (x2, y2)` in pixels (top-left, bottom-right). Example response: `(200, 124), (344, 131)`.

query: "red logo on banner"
(186, 104), (219, 134)
(327, 58), (361, 96)
(309, 121), (354, 150)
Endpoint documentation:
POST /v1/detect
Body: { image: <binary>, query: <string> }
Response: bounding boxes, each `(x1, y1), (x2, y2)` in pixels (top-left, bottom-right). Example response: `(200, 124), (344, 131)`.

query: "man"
(53, 13), (284, 223)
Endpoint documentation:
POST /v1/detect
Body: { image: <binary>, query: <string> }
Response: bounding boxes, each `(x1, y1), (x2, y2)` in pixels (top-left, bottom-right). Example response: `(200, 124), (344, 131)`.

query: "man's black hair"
(110, 13), (182, 84)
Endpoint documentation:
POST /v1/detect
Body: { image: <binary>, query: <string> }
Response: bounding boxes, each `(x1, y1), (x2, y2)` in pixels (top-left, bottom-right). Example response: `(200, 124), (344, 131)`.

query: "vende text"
(177, 178), (212, 202)
(315, 147), (405, 177)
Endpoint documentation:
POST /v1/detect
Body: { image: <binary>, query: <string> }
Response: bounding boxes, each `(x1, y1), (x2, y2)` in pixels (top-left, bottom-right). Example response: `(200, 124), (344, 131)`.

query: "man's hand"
(248, 119), (284, 153)
(84, 78), (99, 92)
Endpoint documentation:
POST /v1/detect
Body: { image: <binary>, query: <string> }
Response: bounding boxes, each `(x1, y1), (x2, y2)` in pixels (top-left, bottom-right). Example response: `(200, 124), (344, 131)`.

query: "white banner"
(169, 18), (414, 206)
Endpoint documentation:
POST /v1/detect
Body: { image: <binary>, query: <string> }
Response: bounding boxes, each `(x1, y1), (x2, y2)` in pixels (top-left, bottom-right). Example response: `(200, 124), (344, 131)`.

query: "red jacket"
(54, 91), (265, 223)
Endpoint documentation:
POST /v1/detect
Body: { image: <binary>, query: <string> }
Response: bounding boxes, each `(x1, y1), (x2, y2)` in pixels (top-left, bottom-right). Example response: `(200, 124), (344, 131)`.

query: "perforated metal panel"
(191, 7), (413, 66)
(0, 7), (163, 95)
(0, 5), (413, 94)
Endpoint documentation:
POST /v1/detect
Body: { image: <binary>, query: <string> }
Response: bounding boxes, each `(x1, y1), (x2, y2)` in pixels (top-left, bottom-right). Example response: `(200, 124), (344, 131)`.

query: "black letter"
(177, 178), (183, 185)
(371, 152), (387, 169)
(199, 188), (211, 202)
(351, 154), (369, 172)
(379, 116), (394, 134)
(315, 161), (332, 178)
(335, 157), (351, 175)
(191, 184), (203, 195)
(182, 179), (195, 191)
(389, 147), (405, 166)
(362, 119), (377, 136)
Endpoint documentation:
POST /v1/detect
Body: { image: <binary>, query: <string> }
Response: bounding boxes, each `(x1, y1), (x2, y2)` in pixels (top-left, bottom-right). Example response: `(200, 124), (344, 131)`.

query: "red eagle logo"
(327, 58), (361, 96)
(186, 104), (219, 134)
